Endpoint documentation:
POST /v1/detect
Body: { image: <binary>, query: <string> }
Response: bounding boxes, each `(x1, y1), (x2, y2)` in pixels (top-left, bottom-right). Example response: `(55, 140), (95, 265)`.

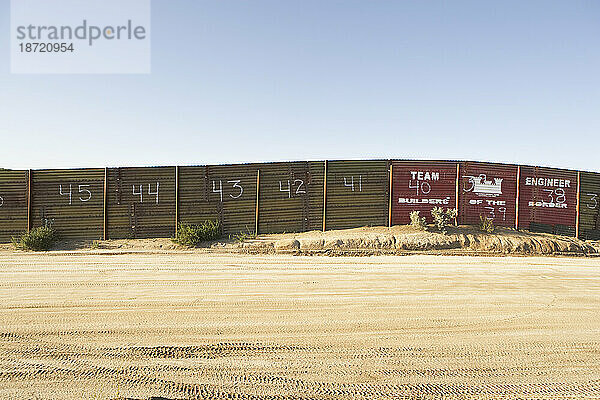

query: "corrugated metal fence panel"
(107, 167), (175, 239)
(179, 163), (258, 235)
(326, 160), (389, 230)
(518, 166), (578, 236)
(0, 170), (28, 243)
(31, 169), (104, 240)
(392, 160), (457, 225)
(258, 161), (324, 234)
(459, 162), (518, 227)
(578, 171), (600, 240)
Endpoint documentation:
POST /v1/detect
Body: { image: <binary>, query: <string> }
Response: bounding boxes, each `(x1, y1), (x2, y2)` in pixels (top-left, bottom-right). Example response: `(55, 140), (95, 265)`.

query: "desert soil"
(0, 253), (599, 399)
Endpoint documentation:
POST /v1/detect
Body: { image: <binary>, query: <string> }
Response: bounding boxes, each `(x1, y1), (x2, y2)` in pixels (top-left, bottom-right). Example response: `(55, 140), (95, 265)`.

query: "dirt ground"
(0, 253), (599, 399)
(3, 225), (598, 256)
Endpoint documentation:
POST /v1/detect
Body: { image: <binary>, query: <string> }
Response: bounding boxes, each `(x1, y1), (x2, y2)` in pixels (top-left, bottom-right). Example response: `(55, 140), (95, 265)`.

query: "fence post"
(455, 163), (460, 226)
(27, 169), (32, 232)
(322, 160), (327, 232)
(255, 170), (260, 235)
(103, 167), (108, 240)
(576, 170), (581, 239)
(388, 164), (393, 227)
(515, 166), (521, 230)
(175, 166), (179, 238)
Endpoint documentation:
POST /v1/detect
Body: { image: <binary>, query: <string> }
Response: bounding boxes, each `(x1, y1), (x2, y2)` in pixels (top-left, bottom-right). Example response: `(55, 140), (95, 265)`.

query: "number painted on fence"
(133, 185), (143, 202)
(132, 183), (160, 204)
(484, 206), (507, 221)
(279, 180), (291, 198)
(228, 180), (243, 199)
(212, 180), (223, 202)
(542, 188), (566, 205)
(0, 195), (3, 207)
(279, 180), (306, 198)
(586, 193), (598, 210)
(294, 179), (306, 195)
(78, 185), (92, 202)
(343, 176), (363, 192)
(212, 179), (244, 202)
(408, 180), (431, 195)
(59, 184), (73, 205)
(148, 183), (159, 204)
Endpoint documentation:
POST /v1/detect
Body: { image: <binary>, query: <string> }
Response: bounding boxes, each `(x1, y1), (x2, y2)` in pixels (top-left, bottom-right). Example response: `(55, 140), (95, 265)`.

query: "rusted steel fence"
(257, 162), (324, 234)
(106, 167), (176, 239)
(576, 171), (600, 240)
(517, 166), (578, 237)
(458, 162), (518, 228)
(1, 159), (598, 242)
(0, 169), (28, 242)
(30, 169), (105, 240)
(391, 160), (458, 225)
(325, 160), (389, 230)
(178, 163), (259, 236)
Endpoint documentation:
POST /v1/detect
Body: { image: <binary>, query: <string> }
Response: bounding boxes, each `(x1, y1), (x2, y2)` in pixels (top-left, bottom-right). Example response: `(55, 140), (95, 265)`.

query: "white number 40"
(59, 184), (92, 205)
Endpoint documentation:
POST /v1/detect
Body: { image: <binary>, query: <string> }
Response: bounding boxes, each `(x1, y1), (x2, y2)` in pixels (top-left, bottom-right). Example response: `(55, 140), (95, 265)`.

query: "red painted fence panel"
(391, 161), (457, 224)
(517, 166), (578, 236)
(459, 162), (518, 227)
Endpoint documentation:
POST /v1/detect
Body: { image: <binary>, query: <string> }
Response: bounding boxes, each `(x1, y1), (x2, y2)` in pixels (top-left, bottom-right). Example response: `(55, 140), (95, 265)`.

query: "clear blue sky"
(1, 0), (599, 171)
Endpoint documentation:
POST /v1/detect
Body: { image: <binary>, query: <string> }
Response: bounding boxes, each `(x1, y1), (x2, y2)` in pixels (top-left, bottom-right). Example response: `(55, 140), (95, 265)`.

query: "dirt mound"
(1, 225), (598, 256)
(238, 226), (600, 256)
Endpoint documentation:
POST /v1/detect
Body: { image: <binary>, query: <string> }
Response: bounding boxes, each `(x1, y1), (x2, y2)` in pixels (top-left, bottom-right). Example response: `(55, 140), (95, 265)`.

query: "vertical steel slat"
(103, 167), (108, 240)
(577, 172), (600, 239)
(0, 170), (28, 242)
(576, 171), (581, 238)
(322, 160), (327, 232)
(175, 166), (179, 237)
(27, 169), (32, 232)
(255, 169), (260, 235)
(455, 163), (460, 226)
(388, 165), (393, 227)
(515, 166), (521, 230)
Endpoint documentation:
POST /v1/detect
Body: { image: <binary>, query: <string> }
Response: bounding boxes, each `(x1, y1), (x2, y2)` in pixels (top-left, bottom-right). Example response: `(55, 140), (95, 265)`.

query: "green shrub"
(409, 210), (427, 230)
(172, 220), (221, 247)
(231, 227), (258, 243)
(479, 215), (495, 233)
(12, 225), (58, 251)
(431, 207), (458, 234)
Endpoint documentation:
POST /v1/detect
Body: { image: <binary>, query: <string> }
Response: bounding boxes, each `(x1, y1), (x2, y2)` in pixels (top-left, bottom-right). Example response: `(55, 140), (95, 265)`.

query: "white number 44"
(133, 183), (160, 204)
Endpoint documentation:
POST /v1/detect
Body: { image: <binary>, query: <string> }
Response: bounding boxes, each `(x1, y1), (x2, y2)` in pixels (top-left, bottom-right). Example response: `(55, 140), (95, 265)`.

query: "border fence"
(1, 159), (599, 243)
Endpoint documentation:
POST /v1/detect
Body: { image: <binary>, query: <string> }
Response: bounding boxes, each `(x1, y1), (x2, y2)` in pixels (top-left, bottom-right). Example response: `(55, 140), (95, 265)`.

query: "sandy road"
(0, 253), (599, 399)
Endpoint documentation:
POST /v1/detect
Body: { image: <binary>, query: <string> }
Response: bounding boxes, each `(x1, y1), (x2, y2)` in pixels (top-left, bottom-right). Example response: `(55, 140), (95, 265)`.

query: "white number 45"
(59, 184), (92, 205)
